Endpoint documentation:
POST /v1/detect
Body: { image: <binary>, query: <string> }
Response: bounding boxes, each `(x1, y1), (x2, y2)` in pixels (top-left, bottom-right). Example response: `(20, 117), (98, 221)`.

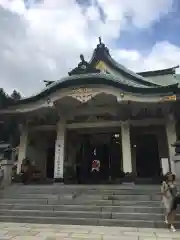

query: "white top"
(161, 181), (174, 213)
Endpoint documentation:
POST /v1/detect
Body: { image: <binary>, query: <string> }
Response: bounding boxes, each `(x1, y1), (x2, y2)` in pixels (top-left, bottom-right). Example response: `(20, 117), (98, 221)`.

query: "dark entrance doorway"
(109, 134), (122, 180)
(46, 146), (55, 179)
(136, 134), (161, 178)
(46, 132), (56, 179)
(76, 132), (122, 183)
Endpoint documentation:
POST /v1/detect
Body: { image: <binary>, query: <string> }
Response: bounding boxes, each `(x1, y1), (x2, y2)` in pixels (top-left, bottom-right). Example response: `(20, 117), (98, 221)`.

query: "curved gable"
(3, 74), (179, 108)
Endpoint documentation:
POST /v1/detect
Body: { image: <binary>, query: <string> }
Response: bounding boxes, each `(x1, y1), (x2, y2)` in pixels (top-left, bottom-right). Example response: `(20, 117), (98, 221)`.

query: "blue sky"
(118, 0), (180, 53)
(76, 0), (180, 54)
(0, 0), (180, 96)
(23, 0), (180, 52)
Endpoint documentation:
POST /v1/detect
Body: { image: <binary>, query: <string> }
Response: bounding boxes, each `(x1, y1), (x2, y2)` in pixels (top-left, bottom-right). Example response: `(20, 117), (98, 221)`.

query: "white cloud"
(0, 0), (178, 97)
(96, 0), (173, 28)
(113, 41), (180, 72)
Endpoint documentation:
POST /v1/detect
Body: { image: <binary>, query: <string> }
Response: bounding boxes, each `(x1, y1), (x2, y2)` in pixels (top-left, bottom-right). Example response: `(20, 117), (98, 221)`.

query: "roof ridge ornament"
(80, 54), (85, 63)
(78, 54), (88, 70)
(97, 36), (106, 49)
(68, 53), (100, 76)
(93, 36), (109, 57)
(43, 80), (55, 87)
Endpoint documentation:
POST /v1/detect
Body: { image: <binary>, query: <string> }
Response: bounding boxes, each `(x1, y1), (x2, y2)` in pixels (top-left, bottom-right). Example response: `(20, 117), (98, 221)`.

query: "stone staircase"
(0, 184), (178, 228)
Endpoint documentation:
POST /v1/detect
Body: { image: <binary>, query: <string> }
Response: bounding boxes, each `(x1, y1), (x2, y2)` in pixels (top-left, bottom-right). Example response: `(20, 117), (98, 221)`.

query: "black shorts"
(171, 196), (180, 210)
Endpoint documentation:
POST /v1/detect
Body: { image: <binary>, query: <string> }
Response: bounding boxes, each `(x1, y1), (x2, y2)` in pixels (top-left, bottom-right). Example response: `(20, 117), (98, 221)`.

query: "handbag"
(167, 183), (180, 202)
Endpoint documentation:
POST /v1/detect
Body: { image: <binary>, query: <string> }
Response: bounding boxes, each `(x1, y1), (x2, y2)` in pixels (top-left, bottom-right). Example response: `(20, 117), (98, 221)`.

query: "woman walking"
(161, 172), (180, 232)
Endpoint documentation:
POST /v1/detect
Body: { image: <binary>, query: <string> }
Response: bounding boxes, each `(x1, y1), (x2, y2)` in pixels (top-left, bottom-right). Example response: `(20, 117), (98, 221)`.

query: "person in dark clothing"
(76, 162), (81, 184)
(21, 158), (31, 184)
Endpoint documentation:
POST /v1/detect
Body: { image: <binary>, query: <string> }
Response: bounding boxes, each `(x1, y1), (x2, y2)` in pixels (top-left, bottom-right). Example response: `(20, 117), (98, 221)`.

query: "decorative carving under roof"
(68, 54), (100, 76)
(68, 87), (100, 103)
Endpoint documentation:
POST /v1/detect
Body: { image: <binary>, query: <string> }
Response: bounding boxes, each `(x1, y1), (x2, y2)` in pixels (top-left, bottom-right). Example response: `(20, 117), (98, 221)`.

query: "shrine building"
(1, 38), (180, 183)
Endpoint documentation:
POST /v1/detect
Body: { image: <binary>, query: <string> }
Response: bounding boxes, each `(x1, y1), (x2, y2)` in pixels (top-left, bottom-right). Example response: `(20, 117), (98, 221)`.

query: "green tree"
(0, 88), (13, 109)
(0, 88), (22, 146)
(10, 90), (21, 101)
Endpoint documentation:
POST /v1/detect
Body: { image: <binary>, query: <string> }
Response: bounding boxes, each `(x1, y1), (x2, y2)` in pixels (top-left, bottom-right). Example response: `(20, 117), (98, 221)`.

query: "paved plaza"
(0, 223), (179, 240)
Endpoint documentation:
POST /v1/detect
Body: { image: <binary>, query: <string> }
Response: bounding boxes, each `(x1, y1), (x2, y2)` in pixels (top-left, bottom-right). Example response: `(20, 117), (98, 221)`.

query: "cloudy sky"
(1, 0), (180, 96)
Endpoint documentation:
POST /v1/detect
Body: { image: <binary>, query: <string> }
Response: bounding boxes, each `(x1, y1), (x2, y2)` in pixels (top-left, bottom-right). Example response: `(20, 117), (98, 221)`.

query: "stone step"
(9, 183), (161, 189)
(0, 209), (170, 221)
(0, 215), (178, 229)
(72, 199), (161, 207)
(81, 194), (161, 201)
(3, 184), (160, 194)
(0, 203), (164, 214)
(0, 184), (165, 229)
(0, 198), (160, 207)
(2, 188), (160, 193)
(1, 193), (161, 202)
(2, 184), (160, 191)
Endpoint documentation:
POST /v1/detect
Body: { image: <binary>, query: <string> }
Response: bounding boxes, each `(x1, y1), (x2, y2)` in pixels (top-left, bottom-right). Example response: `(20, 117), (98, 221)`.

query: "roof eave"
(3, 74), (179, 108)
(89, 42), (179, 87)
(89, 44), (164, 87)
(138, 65), (179, 77)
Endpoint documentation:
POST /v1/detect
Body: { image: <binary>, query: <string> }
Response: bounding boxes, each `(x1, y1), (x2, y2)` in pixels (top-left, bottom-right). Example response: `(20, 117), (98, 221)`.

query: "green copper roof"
(138, 66), (179, 77)
(4, 39), (180, 107)
(88, 39), (178, 88)
(9, 73), (178, 106)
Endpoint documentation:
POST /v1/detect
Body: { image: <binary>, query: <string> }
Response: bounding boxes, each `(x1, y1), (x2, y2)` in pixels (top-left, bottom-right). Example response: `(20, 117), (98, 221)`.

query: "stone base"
(54, 178), (64, 183)
(1, 159), (13, 187)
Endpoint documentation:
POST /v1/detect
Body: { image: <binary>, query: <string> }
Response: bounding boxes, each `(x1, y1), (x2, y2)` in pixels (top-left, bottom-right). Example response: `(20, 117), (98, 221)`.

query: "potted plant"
(118, 170), (125, 183)
(123, 172), (135, 183)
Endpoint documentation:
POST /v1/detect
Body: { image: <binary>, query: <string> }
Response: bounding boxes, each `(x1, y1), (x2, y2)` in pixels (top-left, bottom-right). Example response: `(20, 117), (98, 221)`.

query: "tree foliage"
(11, 90), (21, 101)
(0, 88), (22, 146)
(0, 88), (22, 109)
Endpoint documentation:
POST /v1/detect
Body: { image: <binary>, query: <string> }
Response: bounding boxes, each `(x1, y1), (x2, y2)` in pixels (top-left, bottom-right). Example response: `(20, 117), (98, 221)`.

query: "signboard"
(69, 88), (99, 103)
(54, 143), (62, 178)
(160, 95), (176, 102)
(72, 88), (91, 94)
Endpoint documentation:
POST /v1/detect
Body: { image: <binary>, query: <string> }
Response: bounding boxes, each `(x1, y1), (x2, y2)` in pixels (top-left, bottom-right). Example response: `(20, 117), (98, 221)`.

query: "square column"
(17, 125), (28, 174)
(54, 121), (66, 182)
(166, 115), (177, 173)
(121, 121), (132, 173)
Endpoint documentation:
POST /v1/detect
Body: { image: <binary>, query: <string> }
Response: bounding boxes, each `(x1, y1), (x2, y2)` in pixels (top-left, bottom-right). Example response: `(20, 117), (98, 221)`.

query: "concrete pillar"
(54, 121), (66, 182)
(17, 125), (28, 174)
(121, 121), (132, 173)
(166, 115), (177, 174)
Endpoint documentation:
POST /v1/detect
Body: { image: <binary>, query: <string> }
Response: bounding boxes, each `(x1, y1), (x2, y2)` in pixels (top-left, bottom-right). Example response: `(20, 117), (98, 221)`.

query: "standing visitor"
(21, 158), (31, 184)
(91, 159), (100, 183)
(91, 159), (100, 172)
(161, 172), (180, 232)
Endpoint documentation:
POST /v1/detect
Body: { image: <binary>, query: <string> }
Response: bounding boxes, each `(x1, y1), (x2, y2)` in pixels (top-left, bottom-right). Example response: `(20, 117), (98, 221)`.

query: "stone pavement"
(0, 223), (180, 240)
